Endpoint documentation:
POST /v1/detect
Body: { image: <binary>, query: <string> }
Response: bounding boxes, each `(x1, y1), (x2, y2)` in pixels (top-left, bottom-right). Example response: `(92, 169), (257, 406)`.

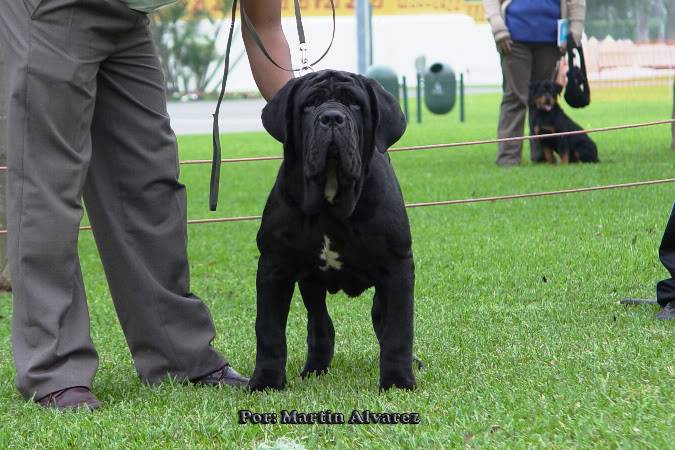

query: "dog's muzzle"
(304, 102), (361, 208)
(535, 94), (555, 112)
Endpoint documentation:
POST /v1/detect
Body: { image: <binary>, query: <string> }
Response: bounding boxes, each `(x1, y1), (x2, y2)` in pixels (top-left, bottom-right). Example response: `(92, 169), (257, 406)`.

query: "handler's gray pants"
(497, 42), (560, 166)
(0, 0), (226, 399)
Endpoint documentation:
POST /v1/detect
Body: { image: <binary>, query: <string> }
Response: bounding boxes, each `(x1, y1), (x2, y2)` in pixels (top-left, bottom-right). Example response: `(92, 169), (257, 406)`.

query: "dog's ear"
(261, 77), (301, 144)
(529, 81), (537, 96)
(554, 82), (563, 96)
(365, 77), (407, 152)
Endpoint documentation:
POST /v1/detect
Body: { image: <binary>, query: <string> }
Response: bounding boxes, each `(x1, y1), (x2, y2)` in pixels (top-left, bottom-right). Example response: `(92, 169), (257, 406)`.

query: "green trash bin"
(366, 65), (400, 102)
(424, 62), (456, 115)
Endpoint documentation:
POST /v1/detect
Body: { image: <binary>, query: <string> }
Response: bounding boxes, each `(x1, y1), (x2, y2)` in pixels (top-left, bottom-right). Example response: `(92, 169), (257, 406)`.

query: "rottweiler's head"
(262, 70), (407, 219)
(529, 80), (562, 112)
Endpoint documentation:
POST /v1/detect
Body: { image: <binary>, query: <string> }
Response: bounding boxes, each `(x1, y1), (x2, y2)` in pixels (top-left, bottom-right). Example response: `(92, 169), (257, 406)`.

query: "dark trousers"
(497, 42), (560, 166)
(0, 44), (9, 288)
(0, 0), (225, 399)
(657, 205), (675, 307)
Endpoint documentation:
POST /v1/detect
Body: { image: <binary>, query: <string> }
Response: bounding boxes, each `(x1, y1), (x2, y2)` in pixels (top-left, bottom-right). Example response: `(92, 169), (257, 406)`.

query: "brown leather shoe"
(37, 386), (101, 411)
(191, 364), (248, 387)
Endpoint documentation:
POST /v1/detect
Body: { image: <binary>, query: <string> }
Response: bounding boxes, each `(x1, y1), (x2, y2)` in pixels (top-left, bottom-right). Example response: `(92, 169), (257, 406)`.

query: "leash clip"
(299, 43), (313, 73)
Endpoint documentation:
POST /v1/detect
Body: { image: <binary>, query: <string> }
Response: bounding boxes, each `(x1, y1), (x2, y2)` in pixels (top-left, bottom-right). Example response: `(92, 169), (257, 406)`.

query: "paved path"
(168, 98), (266, 135)
(167, 86), (502, 135)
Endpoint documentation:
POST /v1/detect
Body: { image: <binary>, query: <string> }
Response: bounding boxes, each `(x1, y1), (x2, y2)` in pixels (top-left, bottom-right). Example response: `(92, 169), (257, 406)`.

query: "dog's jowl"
(249, 70), (416, 392)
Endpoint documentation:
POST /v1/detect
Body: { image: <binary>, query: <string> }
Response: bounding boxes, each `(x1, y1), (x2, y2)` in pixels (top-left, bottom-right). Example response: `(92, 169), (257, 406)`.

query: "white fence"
(219, 14), (675, 93)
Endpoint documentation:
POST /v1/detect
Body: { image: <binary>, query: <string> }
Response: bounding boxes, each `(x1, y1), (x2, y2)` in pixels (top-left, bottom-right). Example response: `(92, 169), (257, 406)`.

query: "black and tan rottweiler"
(530, 80), (599, 164)
(249, 70), (416, 392)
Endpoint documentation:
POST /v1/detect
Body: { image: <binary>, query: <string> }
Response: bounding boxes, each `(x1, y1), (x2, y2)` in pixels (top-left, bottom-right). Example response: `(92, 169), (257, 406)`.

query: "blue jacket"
(505, 0), (561, 44)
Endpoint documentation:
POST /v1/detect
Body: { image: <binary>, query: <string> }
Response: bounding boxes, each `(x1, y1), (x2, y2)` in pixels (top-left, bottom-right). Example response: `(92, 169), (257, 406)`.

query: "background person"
(0, 0), (291, 410)
(484, 0), (586, 166)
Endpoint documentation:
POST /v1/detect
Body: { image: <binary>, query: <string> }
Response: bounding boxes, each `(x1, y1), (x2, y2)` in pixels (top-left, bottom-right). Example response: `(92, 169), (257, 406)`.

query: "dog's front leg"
(543, 146), (557, 164)
(558, 137), (570, 164)
(299, 278), (335, 378)
(249, 255), (295, 392)
(375, 257), (416, 391)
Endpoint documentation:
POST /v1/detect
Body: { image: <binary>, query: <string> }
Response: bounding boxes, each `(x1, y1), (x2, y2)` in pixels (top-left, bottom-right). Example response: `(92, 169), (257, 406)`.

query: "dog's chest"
(307, 229), (381, 296)
(319, 235), (343, 272)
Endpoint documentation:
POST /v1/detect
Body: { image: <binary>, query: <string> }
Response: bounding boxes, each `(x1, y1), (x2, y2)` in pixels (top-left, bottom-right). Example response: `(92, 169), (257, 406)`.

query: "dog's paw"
(300, 365), (330, 379)
(379, 371), (416, 392)
(247, 370), (286, 392)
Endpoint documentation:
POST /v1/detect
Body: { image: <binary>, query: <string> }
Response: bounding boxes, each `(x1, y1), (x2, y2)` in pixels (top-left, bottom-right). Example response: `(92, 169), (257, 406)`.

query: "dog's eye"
(345, 97), (361, 110)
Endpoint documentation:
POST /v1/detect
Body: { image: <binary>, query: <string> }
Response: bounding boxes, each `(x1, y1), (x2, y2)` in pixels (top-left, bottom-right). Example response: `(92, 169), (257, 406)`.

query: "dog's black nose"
(318, 109), (346, 127)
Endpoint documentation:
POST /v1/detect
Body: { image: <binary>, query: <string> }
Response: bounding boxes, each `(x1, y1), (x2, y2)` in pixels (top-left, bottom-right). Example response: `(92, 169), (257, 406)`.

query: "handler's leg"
(82, 15), (226, 383)
(529, 45), (561, 162)
(497, 42), (533, 166)
(0, 44), (11, 291)
(1, 0), (102, 399)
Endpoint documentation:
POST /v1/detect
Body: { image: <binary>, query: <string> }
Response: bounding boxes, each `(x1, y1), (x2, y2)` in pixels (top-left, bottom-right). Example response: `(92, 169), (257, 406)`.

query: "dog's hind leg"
(249, 255), (295, 392)
(299, 277), (335, 379)
(375, 258), (416, 392)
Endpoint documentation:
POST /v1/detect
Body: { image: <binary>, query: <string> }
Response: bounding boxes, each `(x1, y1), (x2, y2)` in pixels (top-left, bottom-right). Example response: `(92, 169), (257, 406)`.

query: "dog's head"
(262, 70), (406, 219)
(529, 80), (562, 112)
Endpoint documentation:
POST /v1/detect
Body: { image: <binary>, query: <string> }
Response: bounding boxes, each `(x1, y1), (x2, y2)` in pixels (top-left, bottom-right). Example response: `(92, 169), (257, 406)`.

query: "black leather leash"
(209, 0), (336, 211)
(209, 0), (239, 212)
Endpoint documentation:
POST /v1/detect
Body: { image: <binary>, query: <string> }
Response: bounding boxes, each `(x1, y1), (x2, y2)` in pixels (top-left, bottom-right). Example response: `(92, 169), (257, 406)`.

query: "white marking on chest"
(319, 235), (343, 271)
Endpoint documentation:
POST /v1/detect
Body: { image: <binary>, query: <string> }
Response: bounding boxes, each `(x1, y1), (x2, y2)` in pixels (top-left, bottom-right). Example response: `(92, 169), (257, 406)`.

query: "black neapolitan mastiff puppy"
(248, 70), (416, 392)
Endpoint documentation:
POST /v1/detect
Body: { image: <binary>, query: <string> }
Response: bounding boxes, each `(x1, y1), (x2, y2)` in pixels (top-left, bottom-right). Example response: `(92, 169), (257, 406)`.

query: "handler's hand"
(555, 56), (568, 88)
(497, 38), (513, 55)
(559, 42), (567, 56)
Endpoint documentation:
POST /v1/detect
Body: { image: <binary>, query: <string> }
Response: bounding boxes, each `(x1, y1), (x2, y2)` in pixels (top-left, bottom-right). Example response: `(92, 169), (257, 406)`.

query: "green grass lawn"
(0, 86), (673, 449)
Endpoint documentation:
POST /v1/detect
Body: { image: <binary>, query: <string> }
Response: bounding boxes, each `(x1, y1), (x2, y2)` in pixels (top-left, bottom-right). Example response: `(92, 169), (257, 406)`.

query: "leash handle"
(209, 0), (239, 211)
(210, 0), (336, 210)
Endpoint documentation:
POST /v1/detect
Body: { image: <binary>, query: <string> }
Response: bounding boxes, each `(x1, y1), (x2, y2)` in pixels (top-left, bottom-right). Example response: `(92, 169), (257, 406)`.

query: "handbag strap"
(567, 33), (588, 77)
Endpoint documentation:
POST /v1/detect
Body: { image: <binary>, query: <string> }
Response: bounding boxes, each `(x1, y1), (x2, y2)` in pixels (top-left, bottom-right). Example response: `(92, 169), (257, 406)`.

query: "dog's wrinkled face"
(530, 80), (562, 112)
(262, 70), (406, 219)
(301, 75), (364, 211)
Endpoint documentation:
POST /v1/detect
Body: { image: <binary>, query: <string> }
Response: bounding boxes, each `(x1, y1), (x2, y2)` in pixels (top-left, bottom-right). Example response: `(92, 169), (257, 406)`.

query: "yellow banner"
(281, 0), (485, 21)
(180, 0), (485, 22)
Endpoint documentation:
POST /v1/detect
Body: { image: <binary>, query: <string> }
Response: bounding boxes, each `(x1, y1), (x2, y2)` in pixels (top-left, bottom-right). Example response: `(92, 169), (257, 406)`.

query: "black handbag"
(564, 34), (591, 108)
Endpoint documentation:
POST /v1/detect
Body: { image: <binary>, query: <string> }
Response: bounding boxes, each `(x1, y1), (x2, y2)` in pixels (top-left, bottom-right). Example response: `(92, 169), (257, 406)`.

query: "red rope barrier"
(389, 118), (675, 153)
(0, 177), (672, 235)
(405, 178), (675, 208)
(0, 118), (672, 171)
